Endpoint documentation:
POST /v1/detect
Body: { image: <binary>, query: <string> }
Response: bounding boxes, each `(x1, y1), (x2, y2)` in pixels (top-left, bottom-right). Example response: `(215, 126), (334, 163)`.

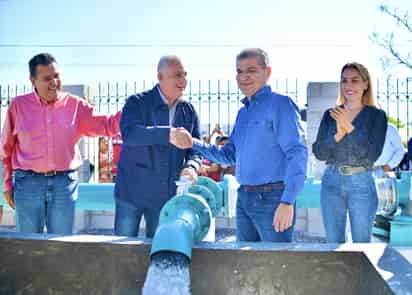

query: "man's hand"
(170, 127), (193, 149)
(273, 203), (294, 232)
(180, 167), (198, 184)
(382, 165), (391, 173)
(199, 164), (209, 175)
(4, 190), (15, 209)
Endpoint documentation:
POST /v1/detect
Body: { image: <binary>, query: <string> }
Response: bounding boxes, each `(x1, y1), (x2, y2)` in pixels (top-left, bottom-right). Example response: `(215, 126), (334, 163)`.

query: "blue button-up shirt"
(192, 86), (307, 203)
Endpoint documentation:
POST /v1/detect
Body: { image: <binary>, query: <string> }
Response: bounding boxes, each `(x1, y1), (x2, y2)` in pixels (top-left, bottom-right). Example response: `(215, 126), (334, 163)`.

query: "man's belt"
(22, 170), (74, 177)
(240, 181), (285, 193)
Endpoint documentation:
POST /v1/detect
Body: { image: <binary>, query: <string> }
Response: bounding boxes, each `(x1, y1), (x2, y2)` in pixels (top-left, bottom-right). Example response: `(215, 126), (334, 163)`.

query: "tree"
(388, 115), (405, 129)
(370, 4), (412, 72)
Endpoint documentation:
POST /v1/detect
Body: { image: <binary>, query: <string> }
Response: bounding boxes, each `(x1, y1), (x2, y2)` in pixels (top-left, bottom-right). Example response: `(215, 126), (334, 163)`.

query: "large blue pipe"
(150, 177), (221, 260)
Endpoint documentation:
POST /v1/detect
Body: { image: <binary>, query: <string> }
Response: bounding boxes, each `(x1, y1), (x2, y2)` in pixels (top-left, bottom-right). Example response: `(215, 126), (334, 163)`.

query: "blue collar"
(241, 85), (271, 106)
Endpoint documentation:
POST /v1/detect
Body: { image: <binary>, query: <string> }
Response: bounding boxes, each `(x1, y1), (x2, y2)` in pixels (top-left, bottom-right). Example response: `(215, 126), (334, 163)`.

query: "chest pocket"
(249, 119), (273, 131)
(248, 119), (275, 142)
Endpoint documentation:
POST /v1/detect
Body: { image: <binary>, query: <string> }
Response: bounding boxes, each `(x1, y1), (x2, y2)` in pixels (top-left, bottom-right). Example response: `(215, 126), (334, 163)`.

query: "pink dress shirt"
(0, 91), (121, 192)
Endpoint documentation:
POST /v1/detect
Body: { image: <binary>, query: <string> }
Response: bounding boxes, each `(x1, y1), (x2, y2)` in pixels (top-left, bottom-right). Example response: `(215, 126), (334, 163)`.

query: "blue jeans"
(114, 198), (161, 238)
(321, 166), (378, 243)
(236, 187), (296, 242)
(13, 170), (78, 235)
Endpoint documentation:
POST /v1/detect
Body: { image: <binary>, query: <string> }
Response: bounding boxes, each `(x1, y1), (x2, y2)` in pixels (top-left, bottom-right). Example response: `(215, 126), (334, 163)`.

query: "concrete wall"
(0, 234), (397, 295)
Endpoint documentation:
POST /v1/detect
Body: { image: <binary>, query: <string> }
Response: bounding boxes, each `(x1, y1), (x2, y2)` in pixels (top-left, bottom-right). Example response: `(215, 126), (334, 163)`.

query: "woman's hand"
(330, 106), (354, 134)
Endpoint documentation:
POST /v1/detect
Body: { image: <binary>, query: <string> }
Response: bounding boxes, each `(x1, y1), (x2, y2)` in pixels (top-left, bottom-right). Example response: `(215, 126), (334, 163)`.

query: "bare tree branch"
(380, 5), (412, 33)
(370, 4), (412, 72)
(387, 37), (412, 70)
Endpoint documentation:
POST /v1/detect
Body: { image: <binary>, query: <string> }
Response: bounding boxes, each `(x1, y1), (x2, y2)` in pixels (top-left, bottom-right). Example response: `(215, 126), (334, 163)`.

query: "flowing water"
(142, 251), (191, 295)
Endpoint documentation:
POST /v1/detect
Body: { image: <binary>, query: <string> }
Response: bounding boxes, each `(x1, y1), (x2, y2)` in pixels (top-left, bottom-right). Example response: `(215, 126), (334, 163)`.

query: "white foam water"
(142, 252), (191, 295)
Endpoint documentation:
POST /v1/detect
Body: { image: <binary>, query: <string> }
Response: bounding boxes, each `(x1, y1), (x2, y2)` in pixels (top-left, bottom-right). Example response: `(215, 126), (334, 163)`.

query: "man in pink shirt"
(0, 53), (121, 234)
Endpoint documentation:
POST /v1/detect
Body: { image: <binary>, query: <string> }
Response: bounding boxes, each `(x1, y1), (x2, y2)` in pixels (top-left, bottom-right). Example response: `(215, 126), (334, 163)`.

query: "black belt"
(20, 170), (74, 177)
(240, 181), (285, 193)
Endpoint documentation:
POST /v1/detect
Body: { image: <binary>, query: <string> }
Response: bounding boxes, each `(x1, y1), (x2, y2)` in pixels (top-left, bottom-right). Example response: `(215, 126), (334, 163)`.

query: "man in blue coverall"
(170, 48), (307, 242)
(114, 55), (201, 238)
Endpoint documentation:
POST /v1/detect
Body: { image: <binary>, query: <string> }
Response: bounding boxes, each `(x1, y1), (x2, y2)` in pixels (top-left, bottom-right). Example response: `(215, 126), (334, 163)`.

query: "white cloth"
(375, 124), (405, 169)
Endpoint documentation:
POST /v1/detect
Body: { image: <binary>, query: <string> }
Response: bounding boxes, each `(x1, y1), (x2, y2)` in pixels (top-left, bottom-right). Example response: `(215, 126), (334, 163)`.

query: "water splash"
(142, 251), (191, 295)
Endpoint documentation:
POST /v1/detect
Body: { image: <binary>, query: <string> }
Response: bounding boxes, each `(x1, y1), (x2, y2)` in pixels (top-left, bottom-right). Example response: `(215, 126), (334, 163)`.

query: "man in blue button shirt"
(170, 48), (307, 242)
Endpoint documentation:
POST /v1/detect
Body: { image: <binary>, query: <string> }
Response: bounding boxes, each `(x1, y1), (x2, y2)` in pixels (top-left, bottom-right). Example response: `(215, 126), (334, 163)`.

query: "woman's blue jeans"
(320, 166), (378, 243)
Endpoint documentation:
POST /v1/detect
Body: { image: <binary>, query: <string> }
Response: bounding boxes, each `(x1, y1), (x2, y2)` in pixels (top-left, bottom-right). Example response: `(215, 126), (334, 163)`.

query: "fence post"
(227, 80), (231, 134)
(407, 78), (411, 140)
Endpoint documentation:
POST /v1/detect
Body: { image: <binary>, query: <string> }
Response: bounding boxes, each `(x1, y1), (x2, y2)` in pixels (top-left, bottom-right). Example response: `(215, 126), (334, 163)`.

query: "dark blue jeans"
(13, 170), (78, 235)
(236, 186), (296, 242)
(114, 198), (162, 238)
(321, 166), (378, 243)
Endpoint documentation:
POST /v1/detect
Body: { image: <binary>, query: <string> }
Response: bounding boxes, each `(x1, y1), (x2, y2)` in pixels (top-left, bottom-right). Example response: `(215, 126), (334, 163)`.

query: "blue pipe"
(150, 176), (224, 260)
(150, 192), (212, 260)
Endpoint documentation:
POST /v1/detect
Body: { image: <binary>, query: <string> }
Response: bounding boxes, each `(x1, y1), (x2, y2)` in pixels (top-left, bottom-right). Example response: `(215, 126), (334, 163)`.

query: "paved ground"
(0, 225), (328, 243)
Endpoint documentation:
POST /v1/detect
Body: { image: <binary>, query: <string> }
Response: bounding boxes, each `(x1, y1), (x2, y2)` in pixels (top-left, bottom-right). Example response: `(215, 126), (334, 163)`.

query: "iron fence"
(1, 78), (412, 141)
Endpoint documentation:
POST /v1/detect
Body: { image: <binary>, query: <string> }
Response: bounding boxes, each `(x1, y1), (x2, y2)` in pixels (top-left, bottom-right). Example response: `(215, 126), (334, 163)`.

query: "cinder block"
(320, 82), (339, 98)
(216, 216), (236, 229)
(74, 210), (86, 233)
(296, 208), (308, 219)
(307, 208), (326, 237)
(62, 85), (94, 102)
(307, 119), (323, 131)
(89, 211), (114, 229)
(307, 82), (321, 98)
(0, 208), (15, 226)
(308, 97), (332, 112)
(295, 218), (307, 232)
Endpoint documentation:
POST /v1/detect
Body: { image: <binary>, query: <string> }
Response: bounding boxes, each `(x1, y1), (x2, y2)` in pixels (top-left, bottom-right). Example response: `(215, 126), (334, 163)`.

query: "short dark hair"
(29, 53), (57, 77)
(236, 48), (269, 68)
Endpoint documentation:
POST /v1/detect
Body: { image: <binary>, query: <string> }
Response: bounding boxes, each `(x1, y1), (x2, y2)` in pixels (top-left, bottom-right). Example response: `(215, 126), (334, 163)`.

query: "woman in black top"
(312, 62), (387, 243)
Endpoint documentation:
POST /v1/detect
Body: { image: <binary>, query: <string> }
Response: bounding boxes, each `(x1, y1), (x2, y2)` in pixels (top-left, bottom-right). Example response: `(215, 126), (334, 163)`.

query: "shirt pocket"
(248, 119), (274, 142)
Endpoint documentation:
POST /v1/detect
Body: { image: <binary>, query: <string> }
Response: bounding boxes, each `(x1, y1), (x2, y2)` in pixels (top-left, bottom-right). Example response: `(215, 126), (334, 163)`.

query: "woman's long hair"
(337, 62), (376, 107)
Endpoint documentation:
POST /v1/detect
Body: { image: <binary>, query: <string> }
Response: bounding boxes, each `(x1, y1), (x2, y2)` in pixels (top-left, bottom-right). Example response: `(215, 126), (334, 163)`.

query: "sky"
(0, 0), (412, 89)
